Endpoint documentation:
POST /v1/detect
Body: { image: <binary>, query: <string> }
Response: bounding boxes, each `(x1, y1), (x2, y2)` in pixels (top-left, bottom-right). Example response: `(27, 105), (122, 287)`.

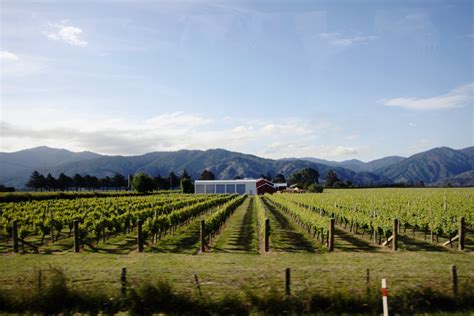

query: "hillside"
(1, 146), (472, 188)
(302, 156), (405, 172)
(0, 147), (101, 188)
(376, 147), (474, 185)
(0, 148), (390, 188)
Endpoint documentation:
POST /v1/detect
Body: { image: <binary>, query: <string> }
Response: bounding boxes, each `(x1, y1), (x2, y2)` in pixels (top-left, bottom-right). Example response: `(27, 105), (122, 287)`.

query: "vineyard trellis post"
(73, 220), (80, 253)
(451, 265), (458, 296)
(200, 220), (206, 253)
(121, 267), (127, 296)
(265, 218), (270, 252)
(459, 217), (465, 251)
(137, 219), (144, 252)
(328, 218), (335, 252)
(285, 268), (291, 296)
(12, 220), (19, 253)
(393, 218), (399, 251)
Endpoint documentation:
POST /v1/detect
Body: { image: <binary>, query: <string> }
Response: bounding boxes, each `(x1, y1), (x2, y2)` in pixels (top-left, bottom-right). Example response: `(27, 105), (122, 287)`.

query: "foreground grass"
(1, 251), (472, 297)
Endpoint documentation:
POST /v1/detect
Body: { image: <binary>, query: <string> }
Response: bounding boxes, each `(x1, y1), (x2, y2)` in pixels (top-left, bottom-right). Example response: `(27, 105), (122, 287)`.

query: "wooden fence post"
(328, 218), (335, 251)
(451, 265), (458, 296)
(459, 217), (465, 251)
(285, 268), (291, 296)
(121, 267), (127, 296)
(265, 218), (270, 252)
(12, 220), (19, 253)
(393, 218), (399, 251)
(73, 220), (80, 253)
(50, 208), (55, 243)
(200, 220), (206, 253)
(137, 219), (143, 252)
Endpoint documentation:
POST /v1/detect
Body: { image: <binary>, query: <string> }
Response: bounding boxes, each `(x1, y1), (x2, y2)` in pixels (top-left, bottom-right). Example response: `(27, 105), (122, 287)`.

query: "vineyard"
(0, 188), (473, 313)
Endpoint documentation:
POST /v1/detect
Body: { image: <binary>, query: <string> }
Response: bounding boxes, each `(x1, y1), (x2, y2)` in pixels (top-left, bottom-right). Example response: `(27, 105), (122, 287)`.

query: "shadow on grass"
(333, 227), (380, 252)
(398, 234), (452, 252)
(262, 198), (317, 253)
(213, 198), (257, 253)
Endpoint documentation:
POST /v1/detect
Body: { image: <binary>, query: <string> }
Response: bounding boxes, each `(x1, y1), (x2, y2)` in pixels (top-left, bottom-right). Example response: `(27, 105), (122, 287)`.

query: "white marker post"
(381, 278), (388, 316)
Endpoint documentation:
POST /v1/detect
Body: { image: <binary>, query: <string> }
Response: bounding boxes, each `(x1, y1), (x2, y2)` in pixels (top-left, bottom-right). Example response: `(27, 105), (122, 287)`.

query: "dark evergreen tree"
(26, 171), (46, 191)
(168, 172), (179, 189)
(73, 174), (84, 191)
(45, 173), (58, 191)
(153, 174), (168, 190)
(100, 176), (113, 190)
(112, 173), (127, 190)
(179, 169), (193, 193)
(57, 173), (73, 191)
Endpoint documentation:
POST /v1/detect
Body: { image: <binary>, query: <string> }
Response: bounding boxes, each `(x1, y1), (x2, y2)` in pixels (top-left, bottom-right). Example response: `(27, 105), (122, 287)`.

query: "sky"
(1, 0), (473, 162)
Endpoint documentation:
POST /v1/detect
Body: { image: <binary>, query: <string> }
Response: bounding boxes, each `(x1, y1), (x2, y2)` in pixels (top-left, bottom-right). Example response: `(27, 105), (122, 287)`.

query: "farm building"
(194, 178), (287, 195)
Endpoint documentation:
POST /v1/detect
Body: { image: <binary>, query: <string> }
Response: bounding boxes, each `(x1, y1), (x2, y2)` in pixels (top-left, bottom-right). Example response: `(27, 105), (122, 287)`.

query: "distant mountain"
(0, 147), (390, 188)
(302, 156), (405, 172)
(376, 147), (474, 185)
(0, 146), (472, 188)
(434, 170), (474, 187)
(0, 146), (102, 188)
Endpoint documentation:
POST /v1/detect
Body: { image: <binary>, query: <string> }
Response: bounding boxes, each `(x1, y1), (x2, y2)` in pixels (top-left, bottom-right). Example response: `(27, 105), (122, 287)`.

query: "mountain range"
(0, 146), (473, 188)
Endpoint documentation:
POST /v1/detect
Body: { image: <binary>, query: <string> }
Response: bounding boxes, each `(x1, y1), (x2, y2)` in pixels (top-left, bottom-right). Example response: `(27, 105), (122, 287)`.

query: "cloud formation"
(380, 83), (473, 110)
(318, 32), (377, 47)
(0, 51), (19, 61)
(46, 21), (88, 47)
(0, 107), (356, 160)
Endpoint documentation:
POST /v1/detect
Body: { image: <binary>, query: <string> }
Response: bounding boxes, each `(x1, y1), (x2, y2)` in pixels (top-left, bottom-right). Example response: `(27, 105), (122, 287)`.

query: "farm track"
(212, 197), (257, 253)
(148, 204), (225, 254)
(262, 197), (318, 252)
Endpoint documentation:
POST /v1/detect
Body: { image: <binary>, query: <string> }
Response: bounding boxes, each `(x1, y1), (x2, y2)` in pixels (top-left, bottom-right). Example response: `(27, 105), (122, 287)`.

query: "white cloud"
(318, 32), (377, 47)
(0, 106), (352, 159)
(264, 143), (358, 159)
(380, 83), (474, 110)
(409, 122), (417, 127)
(46, 21), (88, 47)
(0, 51), (19, 61)
(0, 54), (49, 77)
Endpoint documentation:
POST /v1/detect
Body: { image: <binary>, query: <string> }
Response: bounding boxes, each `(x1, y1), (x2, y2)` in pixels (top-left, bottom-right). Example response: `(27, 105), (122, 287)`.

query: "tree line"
(25, 167), (350, 193)
(26, 171), (129, 191)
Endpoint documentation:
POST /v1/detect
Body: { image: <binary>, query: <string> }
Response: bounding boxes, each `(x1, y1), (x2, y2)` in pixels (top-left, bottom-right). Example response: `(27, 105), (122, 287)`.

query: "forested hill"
(0, 146), (472, 188)
(1, 147), (389, 188)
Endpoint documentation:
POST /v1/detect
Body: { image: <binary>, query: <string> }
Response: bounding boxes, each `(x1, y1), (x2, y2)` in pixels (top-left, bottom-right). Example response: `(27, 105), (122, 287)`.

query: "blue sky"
(1, 0), (473, 161)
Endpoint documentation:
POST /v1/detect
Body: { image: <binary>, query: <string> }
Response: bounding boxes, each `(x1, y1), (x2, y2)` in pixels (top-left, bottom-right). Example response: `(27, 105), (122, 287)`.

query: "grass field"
(1, 193), (473, 314)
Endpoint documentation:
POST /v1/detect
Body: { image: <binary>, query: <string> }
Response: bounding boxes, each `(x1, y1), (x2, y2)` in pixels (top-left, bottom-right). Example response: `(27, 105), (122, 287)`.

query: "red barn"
(256, 178), (276, 195)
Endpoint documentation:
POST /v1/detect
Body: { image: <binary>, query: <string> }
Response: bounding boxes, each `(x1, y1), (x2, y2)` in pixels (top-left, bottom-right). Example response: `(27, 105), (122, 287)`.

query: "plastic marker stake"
(381, 278), (388, 316)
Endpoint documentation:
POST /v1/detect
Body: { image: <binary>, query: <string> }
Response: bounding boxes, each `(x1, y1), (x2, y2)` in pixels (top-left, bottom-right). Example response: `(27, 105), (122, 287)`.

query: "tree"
(90, 176), (100, 190)
(153, 174), (168, 190)
(325, 170), (340, 187)
(168, 172), (179, 189)
(199, 170), (215, 180)
(272, 173), (286, 183)
(132, 172), (155, 193)
(307, 183), (324, 193)
(83, 175), (95, 191)
(180, 170), (194, 193)
(288, 168), (320, 189)
(73, 174), (84, 191)
(112, 173), (127, 190)
(45, 173), (58, 191)
(26, 171), (46, 191)
(57, 173), (73, 191)
(100, 176), (113, 190)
